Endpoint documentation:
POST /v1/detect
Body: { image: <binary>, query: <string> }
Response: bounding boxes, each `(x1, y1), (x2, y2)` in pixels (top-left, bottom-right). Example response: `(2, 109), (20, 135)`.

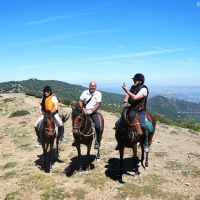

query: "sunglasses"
(44, 90), (50, 93)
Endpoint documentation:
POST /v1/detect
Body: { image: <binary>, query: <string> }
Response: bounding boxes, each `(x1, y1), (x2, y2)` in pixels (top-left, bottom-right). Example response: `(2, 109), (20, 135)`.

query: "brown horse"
(115, 106), (156, 179)
(71, 106), (104, 175)
(38, 110), (69, 171)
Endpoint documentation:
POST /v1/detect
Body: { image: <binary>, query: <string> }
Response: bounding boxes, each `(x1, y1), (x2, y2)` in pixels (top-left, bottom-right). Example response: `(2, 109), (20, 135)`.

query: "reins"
(127, 122), (140, 127)
(42, 115), (56, 137)
(120, 107), (141, 140)
(73, 112), (95, 137)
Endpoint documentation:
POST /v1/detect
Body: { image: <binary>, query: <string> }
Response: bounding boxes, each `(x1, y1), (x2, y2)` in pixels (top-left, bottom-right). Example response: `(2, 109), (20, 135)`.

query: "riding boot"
(34, 127), (41, 147)
(34, 127), (40, 140)
(143, 127), (149, 152)
(59, 126), (66, 142)
(94, 129), (101, 149)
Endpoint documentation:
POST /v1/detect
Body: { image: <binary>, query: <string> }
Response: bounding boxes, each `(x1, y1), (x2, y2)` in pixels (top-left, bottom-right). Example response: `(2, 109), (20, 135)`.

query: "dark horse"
(71, 106), (104, 175)
(115, 106), (156, 179)
(38, 110), (69, 171)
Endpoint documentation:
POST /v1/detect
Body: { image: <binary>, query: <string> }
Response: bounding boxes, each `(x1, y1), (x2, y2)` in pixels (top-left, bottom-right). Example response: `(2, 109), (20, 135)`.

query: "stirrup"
(144, 144), (150, 152)
(94, 143), (99, 149)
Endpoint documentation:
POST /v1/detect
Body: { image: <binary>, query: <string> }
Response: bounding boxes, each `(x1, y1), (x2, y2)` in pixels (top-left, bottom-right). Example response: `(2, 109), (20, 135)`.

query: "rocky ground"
(0, 93), (200, 200)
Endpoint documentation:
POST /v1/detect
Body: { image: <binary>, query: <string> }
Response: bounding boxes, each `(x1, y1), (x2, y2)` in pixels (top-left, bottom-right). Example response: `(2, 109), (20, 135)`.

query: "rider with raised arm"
(121, 73), (150, 152)
(72, 81), (102, 149)
(34, 85), (66, 147)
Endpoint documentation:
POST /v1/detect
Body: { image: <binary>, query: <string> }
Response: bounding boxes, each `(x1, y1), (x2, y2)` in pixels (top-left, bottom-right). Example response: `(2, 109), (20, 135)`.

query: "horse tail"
(60, 112), (71, 123)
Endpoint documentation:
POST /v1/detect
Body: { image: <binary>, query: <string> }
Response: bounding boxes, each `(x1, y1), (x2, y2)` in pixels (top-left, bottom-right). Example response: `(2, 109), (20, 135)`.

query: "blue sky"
(1, 0), (200, 89)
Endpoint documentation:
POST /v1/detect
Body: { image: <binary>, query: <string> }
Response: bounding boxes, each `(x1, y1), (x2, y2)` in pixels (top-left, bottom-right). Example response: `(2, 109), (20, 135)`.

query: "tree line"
(25, 91), (200, 132)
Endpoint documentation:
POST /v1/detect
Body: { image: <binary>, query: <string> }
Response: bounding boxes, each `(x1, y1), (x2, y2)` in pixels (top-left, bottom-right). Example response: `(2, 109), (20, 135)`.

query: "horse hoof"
(134, 174), (139, 179)
(117, 175), (122, 181)
(78, 171), (82, 175)
(145, 167), (149, 170)
(85, 170), (90, 174)
(96, 158), (100, 162)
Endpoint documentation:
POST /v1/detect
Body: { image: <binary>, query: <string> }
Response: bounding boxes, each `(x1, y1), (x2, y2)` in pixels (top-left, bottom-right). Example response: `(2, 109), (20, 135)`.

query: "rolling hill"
(147, 95), (200, 122)
(1, 79), (200, 122)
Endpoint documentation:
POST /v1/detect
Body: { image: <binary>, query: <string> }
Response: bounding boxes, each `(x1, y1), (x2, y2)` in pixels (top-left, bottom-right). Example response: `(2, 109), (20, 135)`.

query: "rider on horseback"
(34, 85), (66, 147)
(72, 81), (102, 149)
(121, 73), (150, 152)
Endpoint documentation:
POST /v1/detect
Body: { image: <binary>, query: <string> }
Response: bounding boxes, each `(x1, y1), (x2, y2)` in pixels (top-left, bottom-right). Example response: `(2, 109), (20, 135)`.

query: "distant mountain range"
(147, 95), (200, 122)
(1, 79), (200, 122)
(98, 86), (200, 103)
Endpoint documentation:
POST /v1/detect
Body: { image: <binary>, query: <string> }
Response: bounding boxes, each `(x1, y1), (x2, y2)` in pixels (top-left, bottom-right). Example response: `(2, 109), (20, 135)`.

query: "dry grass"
(0, 93), (200, 200)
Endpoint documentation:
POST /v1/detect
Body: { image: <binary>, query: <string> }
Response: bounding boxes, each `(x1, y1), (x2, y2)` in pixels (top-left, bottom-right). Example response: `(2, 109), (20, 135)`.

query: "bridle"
(72, 111), (94, 137)
(121, 107), (141, 140)
(42, 120), (56, 138)
(127, 121), (140, 128)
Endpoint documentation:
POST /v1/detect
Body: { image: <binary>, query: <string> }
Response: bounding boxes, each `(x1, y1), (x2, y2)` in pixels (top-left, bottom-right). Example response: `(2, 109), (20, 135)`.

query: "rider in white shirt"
(72, 81), (102, 149)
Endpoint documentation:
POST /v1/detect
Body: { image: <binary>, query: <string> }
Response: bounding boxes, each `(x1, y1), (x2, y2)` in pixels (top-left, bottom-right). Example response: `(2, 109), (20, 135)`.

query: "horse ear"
(71, 105), (75, 110)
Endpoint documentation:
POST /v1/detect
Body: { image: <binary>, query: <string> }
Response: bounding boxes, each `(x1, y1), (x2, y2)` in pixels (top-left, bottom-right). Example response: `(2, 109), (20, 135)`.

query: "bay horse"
(115, 106), (156, 179)
(71, 106), (104, 175)
(38, 110), (69, 171)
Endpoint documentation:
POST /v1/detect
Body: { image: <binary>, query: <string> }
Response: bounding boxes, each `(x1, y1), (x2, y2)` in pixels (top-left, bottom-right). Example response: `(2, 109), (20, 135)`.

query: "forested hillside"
(1, 79), (200, 123)
(0, 78), (124, 107)
(147, 95), (200, 122)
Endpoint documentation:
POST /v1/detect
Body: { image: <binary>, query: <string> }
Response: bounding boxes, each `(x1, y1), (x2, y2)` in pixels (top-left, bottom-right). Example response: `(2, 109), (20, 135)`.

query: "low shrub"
(9, 110), (30, 118)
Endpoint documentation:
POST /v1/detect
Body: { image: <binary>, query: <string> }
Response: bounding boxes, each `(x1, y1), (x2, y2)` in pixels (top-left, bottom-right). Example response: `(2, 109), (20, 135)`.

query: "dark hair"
(43, 85), (52, 95)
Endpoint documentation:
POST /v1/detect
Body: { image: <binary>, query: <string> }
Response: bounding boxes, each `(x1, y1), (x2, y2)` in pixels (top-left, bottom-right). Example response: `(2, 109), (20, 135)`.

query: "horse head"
(43, 110), (56, 137)
(121, 106), (142, 135)
(71, 106), (85, 134)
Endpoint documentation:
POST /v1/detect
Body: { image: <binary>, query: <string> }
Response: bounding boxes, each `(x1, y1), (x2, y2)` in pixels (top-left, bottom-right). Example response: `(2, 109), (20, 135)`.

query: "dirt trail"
(0, 93), (200, 200)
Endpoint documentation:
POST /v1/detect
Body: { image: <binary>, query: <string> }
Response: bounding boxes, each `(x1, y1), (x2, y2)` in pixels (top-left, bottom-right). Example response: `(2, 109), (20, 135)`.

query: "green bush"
(9, 110), (30, 118)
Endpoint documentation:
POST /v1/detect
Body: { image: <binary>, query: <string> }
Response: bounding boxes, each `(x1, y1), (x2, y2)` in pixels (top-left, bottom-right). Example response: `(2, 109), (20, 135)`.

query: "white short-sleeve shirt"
(80, 90), (102, 111)
(138, 87), (147, 97)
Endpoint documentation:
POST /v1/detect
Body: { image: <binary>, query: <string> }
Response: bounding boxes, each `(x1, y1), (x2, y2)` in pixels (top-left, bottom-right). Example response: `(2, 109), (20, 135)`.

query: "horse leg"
(132, 144), (139, 178)
(49, 141), (54, 172)
(86, 142), (92, 174)
(118, 146), (124, 180)
(144, 133), (153, 170)
(41, 142), (47, 169)
(76, 144), (83, 175)
(145, 152), (149, 170)
(140, 140), (145, 168)
(96, 140), (101, 161)
(56, 136), (59, 157)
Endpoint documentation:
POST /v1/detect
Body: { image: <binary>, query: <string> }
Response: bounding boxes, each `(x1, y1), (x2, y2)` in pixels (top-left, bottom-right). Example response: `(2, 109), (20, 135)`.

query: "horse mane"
(128, 106), (136, 122)
(72, 107), (82, 119)
(121, 106), (136, 126)
(43, 110), (53, 123)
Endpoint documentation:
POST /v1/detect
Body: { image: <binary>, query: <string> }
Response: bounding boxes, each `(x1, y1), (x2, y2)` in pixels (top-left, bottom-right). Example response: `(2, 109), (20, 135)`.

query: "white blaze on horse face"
(45, 118), (55, 135)
(72, 114), (83, 133)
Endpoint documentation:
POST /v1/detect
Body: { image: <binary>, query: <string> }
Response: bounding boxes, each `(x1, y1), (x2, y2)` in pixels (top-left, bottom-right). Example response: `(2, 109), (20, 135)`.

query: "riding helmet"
(132, 73), (145, 83)
(43, 85), (52, 93)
